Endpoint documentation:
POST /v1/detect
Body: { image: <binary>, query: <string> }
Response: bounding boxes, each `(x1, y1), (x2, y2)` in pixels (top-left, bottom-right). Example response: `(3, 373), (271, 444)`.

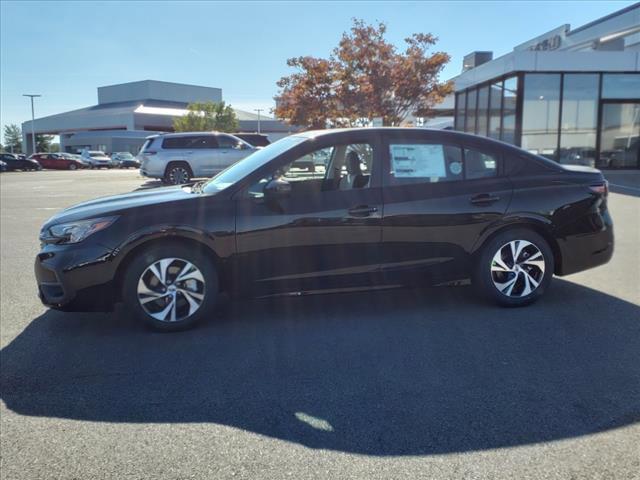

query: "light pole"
(23, 94), (41, 154)
(253, 109), (263, 134)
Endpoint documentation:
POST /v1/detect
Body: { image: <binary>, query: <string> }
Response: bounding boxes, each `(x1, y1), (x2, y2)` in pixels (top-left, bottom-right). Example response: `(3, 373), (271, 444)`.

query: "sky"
(0, 0), (636, 144)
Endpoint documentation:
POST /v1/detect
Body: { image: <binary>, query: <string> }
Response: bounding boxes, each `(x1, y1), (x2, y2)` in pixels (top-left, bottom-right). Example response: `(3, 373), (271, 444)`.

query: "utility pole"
(253, 109), (263, 134)
(23, 94), (41, 154)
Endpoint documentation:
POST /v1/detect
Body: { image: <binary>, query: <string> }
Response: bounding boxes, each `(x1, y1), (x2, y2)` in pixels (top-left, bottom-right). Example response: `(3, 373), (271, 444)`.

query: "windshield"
(117, 153), (134, 159)
(89, 152), (106, 158)
(202, 135), (307, 194)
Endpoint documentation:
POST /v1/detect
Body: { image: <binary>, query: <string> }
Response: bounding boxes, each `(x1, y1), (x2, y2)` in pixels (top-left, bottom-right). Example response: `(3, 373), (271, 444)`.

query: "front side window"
(246, 143), (374, 199)
(387, 142), (463, 185)
(217, 135), (242, 149)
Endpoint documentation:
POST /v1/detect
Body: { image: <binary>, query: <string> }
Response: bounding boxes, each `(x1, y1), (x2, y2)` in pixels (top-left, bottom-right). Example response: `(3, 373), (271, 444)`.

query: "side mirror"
(263, 177), (291, 201)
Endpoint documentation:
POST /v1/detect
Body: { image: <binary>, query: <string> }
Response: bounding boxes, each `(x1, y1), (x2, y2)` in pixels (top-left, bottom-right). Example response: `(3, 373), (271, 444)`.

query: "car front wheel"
(474, 229), (554, 307)
(68, 163), (77, 170)
(122, 244), (218, 331)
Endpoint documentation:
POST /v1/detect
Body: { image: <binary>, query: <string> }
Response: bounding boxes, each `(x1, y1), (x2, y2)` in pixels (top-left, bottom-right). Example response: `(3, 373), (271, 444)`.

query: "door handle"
(470, 193), (501, 205)
(348, 205), (378, 217)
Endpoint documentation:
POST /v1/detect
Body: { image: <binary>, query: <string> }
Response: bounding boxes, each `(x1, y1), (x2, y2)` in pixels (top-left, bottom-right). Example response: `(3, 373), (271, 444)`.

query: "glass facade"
(476, 86), (489, 137)
(521, 74), (561, 160)
(488, 81), (502, 139)
(559, 74), (599, 167)
(454, 72), (640, 168)
(502, 77), (518, 145)
(599, 103), (640, 168)
(465, 89), (477, 134)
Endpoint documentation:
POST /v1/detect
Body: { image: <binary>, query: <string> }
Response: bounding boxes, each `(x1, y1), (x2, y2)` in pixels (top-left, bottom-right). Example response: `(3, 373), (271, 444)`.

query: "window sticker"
(449, 161), (462, 175)
(390, 144), (446, 178)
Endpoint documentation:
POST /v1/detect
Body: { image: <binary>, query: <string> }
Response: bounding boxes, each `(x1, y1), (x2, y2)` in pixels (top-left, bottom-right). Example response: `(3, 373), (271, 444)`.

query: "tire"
(473, 228), (554, 307)
(122, 243), (218, 331)
(68, 163), (77, 170)
(164, 162), (192, 185)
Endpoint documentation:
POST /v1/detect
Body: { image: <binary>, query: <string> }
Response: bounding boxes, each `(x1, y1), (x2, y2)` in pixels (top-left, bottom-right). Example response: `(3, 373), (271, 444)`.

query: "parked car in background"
(111, 152), (140, 169)
(233, 133), (271, 147)
(31, 153), (86, 170)
(138, 132), (256, 185)
(2, 153), (41, 171)
(81, 150), (111, 169)
(35, 128), (613, 331)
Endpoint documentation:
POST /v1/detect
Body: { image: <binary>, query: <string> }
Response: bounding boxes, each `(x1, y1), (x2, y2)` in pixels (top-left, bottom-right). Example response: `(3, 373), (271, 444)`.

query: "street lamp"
(23, 94), (41, 154)
(253, 109), (263, 134)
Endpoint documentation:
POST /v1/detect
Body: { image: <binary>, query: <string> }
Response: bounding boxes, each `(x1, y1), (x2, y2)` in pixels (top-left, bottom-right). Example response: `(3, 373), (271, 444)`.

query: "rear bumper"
(35, 243), (118, 311)
(556, 209), (614, 276)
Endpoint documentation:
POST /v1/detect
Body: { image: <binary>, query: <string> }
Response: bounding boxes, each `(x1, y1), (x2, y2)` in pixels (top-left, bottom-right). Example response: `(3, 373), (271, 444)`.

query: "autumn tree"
(3, 124), (22, 153)
(173, 101), (239, 133)
(275, 19), (452, 128)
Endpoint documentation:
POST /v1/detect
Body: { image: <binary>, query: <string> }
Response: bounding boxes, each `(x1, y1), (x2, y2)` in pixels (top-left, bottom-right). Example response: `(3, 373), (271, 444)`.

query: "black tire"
(164, 162), (192, 185)
(473, 228), (554, 307)
(122, 243), (218, 331)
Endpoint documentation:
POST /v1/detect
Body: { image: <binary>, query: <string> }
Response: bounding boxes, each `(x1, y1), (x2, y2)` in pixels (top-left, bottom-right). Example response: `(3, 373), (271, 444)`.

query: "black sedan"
(35, 128), (614, 331)
(0, 153), (41, 171)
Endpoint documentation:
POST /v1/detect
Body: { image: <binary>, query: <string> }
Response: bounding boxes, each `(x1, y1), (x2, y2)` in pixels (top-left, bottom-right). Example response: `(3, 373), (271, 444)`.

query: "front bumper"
(35, 242), (118, 311)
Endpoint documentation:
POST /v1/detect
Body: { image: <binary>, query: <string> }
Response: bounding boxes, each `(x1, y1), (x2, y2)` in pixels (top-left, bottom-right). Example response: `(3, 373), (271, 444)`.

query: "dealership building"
(21, 80), (296, 154)
(450, 3), (639, 169)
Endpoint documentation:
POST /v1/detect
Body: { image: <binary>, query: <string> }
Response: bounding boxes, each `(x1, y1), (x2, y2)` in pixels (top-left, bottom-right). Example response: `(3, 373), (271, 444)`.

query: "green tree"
(36, 134), (54, 152)
(3, 124), (23, 153)
(173, 101), (239, 133)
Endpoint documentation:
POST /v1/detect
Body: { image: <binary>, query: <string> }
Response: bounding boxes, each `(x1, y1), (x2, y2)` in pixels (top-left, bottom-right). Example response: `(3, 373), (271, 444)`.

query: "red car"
(30, 153), (85, 170)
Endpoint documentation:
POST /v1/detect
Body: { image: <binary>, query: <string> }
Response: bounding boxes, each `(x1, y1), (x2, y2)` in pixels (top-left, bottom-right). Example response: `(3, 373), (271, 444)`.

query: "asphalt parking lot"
(1, 169), (639, 479)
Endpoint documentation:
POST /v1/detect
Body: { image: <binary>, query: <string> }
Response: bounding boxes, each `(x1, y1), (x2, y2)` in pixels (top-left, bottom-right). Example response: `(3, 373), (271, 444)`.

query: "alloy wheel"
(490, 240), (546, 297)
(168, 167), (190, 185)
(137, 257), (205, 322)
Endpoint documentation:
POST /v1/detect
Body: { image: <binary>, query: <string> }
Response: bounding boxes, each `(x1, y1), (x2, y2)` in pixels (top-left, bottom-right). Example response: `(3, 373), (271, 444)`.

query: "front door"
(380, 131), (513, 285)
(234, 135), (383, 296)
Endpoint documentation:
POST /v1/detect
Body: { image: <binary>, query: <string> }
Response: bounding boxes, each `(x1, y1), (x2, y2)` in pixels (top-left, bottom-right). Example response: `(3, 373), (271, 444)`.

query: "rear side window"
(162, 136), (192, 149)
(464, 148), (498, 179)
(387, 142), (463, 185)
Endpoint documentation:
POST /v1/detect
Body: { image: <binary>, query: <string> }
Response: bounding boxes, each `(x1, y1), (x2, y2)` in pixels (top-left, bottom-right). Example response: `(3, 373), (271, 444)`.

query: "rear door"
(380, 131), (513, 284)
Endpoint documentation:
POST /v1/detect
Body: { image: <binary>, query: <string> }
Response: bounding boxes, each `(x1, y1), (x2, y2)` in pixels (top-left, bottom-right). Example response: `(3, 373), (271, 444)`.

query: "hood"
(45, 185), (197, 227)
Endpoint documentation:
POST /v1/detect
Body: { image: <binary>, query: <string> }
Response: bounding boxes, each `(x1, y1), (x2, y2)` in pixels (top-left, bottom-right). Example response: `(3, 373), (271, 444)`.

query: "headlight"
(43, 216), (118, 244)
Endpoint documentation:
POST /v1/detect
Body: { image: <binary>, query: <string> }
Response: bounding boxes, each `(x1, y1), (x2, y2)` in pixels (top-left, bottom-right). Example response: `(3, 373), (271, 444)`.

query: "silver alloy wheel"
(490, 240), (546, 297)
(168, 167), (190, 185)
(137, 257), (205, 323)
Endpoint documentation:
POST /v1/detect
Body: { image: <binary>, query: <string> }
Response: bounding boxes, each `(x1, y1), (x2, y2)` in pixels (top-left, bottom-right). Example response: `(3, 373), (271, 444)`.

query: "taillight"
(589, 181), (608, 196)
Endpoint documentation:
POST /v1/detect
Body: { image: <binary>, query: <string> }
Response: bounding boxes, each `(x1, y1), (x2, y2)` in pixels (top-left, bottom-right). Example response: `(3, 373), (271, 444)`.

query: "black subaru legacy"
(36, 128), (613, 331)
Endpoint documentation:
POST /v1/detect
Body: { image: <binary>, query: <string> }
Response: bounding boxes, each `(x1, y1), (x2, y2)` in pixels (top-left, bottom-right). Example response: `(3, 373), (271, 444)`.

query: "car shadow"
(1, 279), (639, 456)
(135, 180), (165, 191)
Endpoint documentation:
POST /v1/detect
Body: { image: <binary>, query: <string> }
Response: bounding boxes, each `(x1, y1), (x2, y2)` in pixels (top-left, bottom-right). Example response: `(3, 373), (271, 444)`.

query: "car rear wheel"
(68, 163), (77, 170)
(122, 244), (218, 331)
(474, 229), (554, 307)
(164, 162), (192, 185)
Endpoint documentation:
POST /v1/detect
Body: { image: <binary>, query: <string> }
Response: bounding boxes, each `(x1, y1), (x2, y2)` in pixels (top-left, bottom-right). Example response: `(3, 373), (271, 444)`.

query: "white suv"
(137, 132), (256, 184)
(81, 150), (111, 169)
